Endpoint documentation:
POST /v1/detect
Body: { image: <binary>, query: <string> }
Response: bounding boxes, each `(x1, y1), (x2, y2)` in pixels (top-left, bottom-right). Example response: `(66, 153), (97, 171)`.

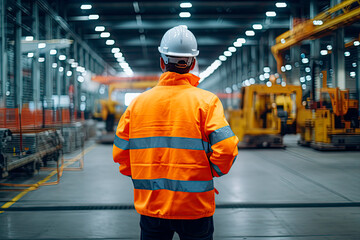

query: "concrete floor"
(0, 135), (360, 239)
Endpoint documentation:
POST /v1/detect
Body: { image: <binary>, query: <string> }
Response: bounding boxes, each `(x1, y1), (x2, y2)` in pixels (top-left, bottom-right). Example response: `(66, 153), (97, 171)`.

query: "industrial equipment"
(0, 129), (63, 178)
(228, 82), (302, 148)
(298, 72), (360, 150)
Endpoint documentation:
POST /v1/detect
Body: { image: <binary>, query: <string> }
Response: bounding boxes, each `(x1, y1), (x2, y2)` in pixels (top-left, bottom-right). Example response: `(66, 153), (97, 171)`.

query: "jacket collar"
(157, 72), (200, 87)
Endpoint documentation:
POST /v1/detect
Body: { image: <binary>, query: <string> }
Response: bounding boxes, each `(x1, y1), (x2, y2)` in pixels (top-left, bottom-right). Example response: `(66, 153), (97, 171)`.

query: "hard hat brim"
(158, 47), (199, 57)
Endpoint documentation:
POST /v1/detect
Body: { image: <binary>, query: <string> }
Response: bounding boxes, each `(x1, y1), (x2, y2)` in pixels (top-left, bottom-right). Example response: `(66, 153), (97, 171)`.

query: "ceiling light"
(59, 55), (66, 60)
(281, 66), (286, 72)
(245, 30), (255, 36)
(52, 63), (57, 68)
(68, 59), (75, 64)
(106, 40), (115, 45)
(224, 51), (232, 57)
(78, 76), (85, 83)
(252, 24), (263, 30)
(38, 43), (46, 49)
(313, 20), (323, 25)
(353, 62), (357, 68)
(281, 82), (286, 87)
(50, 49), (57, 55)
(117, 57), (125, 62)
(344, 51), (350, 57)
(219, 55), (227, 61)
(320, 50), (328, 55)
(120, 62), (129, 68)
(281, 38), (286, 43)
(302, 58), (309, 64)
(354, 41), (360, 46)
(305, 67), (311, 72)
(306, 75), (312, 81)
(179, 12), (191, 18)
(266, 11), (276, 17)
(100, 32), (110, 38)
(300, 77), (305, 82)
(25, 36), (34, 41)
(259, 75), (265, 81)
(228, 47), (236, 52)
(234, 41), (242, 47)
(95, 26), (105, 32)
(180, 2), (192, 8)
(285, 64), (292, 70)
(112, 48), (120, 53)
(266, 81), (272, 87)
(71, 62), (78, 68)
(67, 70), (72, 77)
(275, 2), (287, 8)
(88, 14), (99, 20)
(350, 72), (356, 78)
(27, 52), (34, 58)
(326, 45), (332, 50)
(263, 67), (271, 72)
(81, 4), (92, 10)
(264, 73), (270, 79)
(59, 67), (64, 72)
(237, 38), (246, 44)
(114, 52), (123, 58)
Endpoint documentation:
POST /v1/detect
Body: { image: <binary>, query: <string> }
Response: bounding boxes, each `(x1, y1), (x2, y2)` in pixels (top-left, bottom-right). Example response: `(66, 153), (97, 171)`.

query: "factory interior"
(0, 0), (360, 239)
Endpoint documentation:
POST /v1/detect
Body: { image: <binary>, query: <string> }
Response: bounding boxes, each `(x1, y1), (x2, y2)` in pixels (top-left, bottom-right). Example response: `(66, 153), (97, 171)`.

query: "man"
(113, 25), (239, 240)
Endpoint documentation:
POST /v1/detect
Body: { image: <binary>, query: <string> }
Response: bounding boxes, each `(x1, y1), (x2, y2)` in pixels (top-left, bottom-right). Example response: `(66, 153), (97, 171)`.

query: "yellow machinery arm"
(271, 0), (360, 73)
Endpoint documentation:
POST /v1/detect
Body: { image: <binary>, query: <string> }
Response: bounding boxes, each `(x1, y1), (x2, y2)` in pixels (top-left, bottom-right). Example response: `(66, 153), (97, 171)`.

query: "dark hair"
(164, 59), (193, 74)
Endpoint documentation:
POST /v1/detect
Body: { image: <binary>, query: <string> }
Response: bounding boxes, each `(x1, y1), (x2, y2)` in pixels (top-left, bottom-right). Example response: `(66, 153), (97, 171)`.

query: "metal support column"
(259, 35), (265, 77)
(242, 46), (249, 82)
(32, 2), (40, 109)
(310, 0), (320, 100)
(250, 45), (258, 81)
(0, 0), (6, 106)
(357, 47), (360, 112)
(15, 0), (22, 110)
(331, 0), (346, 89)
(45, 14), (53, 101)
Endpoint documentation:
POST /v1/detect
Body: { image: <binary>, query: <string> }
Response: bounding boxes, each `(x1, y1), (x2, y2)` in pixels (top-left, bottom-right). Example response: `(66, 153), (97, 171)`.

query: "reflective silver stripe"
(132, 178), (214, 193)
(209, 126), (235, 145)
(114, 135), (129, 150)
(130, 136), (210, 152)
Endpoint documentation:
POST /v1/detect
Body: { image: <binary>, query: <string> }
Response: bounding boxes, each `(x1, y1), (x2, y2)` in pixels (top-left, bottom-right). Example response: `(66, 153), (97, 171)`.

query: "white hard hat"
(158, 25), (199, 58)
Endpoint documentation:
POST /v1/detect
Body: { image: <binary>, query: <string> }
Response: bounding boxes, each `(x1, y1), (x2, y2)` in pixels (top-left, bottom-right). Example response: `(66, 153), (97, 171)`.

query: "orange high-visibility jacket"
(113, 72), (239, 219)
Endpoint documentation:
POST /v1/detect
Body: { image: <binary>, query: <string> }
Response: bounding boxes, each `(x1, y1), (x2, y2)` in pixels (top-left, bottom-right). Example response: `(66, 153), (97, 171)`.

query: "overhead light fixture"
(180, 2), (192, 8)
(245, 30), (255, 36)
(179, 12), (191, 18)
(100, 32), (110, 38)
(88, 14), (99, 20)
(25, 36), (34, 41)
(313, 20), (323, 25)
(120, 62), (129, 68)
(266, 81), (272, 87)
(59, 55), (66, 60)
(263, 67), (271, 73)
(59, 67), (64, 72)
(275, 2), (287, 8)
(80, 4), (92, 10)
(354, 41), (360, 46)
(106, 39), (115, 45)
(50, 49), (57, 55)
(117, 57), (125, 62)
(38, 43), (46, 49)
(38, 57), (45, 63)
(27, 52), (34, 58)
(285, 64), (292, 70)
(344, 51), (350, 57)
(326, 45), (332, 50)
(71, 62), (78, 68)
(266, 11), (276, 17)
(112, 47), (120, 53)
(252, 24), (263, 30)
(95, 26), (105, 32)
(281, 38), (286, 43)
(52, 63), (57, 68)
(228, 47), (236, 52)
(302, 58), (309, 64)
(237, 38), (246, 44)
(66, 70), (73, 77)
(114, 52), (123, 58)
(219, 55), (227, 61)
(320, 50), (328, 55)
(281, 66), (286, 72)
(350, 72), (356, 78)
(305, 67), (311, 72)
(224, 51), (232, 57)
(234, 41), (242, 47)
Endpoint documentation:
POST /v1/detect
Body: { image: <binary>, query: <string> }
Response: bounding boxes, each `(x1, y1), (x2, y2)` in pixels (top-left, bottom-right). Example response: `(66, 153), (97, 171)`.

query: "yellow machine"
(298, 72), (360, 150)
(228, 83), (302, 148)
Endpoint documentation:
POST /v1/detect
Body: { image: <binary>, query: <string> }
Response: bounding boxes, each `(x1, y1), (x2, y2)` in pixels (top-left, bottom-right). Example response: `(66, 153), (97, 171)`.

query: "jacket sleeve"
(113, 108), (131, 177)
(205, 96), (239, 177)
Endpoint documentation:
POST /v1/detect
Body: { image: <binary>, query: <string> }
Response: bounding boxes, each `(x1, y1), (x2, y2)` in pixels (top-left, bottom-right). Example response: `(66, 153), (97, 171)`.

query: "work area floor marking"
(0, 144), (96, 214)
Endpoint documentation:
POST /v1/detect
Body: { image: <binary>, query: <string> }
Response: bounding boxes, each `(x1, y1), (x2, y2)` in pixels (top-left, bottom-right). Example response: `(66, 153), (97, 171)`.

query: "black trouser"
(140, 215), (214, 240)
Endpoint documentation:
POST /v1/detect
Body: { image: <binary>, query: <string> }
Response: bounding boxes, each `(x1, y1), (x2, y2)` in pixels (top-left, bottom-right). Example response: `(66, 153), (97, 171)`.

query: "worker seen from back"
(113, 25), (239, 240)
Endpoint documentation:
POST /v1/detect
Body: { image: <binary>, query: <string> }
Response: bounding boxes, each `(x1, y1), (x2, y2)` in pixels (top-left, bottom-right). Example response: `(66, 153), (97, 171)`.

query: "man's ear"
(160, 57), (165, 72)
(190, 58), (196, 71)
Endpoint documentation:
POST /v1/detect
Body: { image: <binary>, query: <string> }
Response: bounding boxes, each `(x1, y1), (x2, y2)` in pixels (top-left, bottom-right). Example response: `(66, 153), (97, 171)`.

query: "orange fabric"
(113, 72), (239, 219)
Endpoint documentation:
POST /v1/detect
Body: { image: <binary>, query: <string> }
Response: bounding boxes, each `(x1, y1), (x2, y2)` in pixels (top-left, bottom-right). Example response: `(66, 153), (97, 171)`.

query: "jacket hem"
(136, 209), (215, 220)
